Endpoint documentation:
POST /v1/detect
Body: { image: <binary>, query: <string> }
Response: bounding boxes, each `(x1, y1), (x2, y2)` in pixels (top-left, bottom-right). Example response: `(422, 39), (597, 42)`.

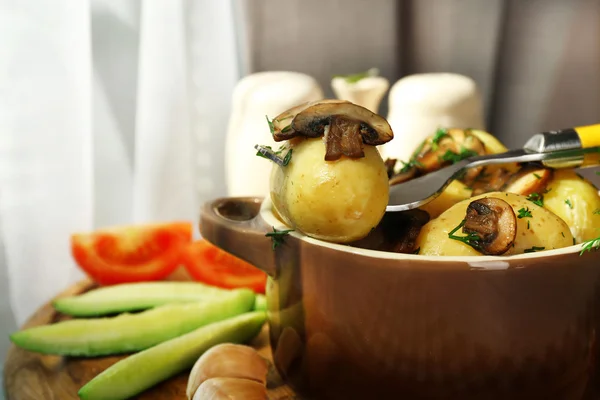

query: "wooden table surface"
(3, 269), (303, 399)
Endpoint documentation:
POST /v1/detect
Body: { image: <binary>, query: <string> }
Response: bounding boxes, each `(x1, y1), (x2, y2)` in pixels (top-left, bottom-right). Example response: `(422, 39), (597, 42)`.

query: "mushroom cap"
(463, 197), (517, 255)
(271, 99), (394, 145)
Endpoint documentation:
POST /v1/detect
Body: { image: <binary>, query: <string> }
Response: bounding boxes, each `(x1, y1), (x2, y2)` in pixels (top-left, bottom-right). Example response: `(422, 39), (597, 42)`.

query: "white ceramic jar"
(330, 69), (389, 114)
(225, 71), (324, 197)
(381, 73), (486, 163)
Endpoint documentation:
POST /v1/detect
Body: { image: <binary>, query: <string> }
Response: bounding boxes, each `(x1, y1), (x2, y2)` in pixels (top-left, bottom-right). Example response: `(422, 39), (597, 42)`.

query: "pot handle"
(199, 197), (277, 277)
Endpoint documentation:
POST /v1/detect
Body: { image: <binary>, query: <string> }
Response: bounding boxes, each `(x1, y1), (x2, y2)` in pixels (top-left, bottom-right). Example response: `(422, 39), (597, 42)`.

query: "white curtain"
(0, 0), (240, 372)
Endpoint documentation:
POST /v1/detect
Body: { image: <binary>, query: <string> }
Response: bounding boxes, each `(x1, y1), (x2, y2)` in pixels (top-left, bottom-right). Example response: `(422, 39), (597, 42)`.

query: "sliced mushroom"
(502, 166), (552, 196)
(470, 167), (513, 196)
(384, 158), (397, 179)
(323, 116), (364, 160)
(270, 99), (394, 161)
(462, 197), (517, 255)
(271, 99), (347, 140)
(410, 128), (486, 182)
(384, 158), (420, 186)
(389, 167), (417, 186)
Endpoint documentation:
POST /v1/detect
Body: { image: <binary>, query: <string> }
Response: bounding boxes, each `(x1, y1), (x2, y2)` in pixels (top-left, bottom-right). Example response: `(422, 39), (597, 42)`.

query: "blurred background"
(1, 0), (599, 392)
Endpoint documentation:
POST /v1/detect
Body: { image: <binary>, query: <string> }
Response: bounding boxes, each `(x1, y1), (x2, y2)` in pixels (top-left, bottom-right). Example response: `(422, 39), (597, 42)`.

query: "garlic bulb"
(187, 343), (268, 399)
(193, 377), (267, 400)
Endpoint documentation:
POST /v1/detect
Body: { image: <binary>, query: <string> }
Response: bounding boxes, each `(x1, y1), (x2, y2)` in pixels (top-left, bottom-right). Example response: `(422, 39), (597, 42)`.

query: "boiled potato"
(270, 137), (389, 243)
(543, 170), (600, 242)
(416, 192), (574, 256)
(419, 180), (472, 219)
(470, 129), (520, 175)
(469, 129), (508, 154)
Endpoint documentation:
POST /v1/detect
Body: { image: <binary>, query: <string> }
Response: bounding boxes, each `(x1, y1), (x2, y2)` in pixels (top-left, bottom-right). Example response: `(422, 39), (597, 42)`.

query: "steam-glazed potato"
(543, 170), (600, 242)
(270, 137), (389, 243)
(416, 192), (574, 256)
(469, 129), (508, 154)
(419, 180), (472, 219)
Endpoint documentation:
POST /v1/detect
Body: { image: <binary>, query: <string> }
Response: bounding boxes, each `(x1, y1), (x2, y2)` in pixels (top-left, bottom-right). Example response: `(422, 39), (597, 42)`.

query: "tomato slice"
(71, 222), (193, 285)
(181, 240), (267, 294)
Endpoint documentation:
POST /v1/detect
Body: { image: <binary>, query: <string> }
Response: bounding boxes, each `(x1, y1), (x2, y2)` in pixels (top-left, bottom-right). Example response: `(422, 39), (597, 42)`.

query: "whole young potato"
(543, 170), (600, 242)
(270, 137), (389, 243)
(469, 129), (508, 155)
(419, 180), (472, 219)
(416, 192), (574, 256)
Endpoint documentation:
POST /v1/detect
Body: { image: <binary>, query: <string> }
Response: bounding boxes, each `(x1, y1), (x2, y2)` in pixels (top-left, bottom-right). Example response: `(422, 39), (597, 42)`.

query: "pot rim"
(259, 197), (596, 269)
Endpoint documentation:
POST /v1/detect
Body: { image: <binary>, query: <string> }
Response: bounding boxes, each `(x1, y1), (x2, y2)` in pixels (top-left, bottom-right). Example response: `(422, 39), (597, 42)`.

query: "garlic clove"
(186, 344), (268, 399)
(193, 377), (267, 400)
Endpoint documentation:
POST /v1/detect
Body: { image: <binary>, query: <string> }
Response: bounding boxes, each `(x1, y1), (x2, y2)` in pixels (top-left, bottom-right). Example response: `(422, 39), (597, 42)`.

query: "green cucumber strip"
(11, 289), (255, 356)
(78, 311), (266, 400)
(254, 294), (267, 311)
(53, 282), (236, 317)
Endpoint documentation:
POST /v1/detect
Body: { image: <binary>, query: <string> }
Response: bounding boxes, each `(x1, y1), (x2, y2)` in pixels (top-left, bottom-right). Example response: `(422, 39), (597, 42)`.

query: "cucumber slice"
(78, 311), (266, 400)
(53, 282), (235, 317)
(254, 294), (267, 311)
(11, 289), (255, 356)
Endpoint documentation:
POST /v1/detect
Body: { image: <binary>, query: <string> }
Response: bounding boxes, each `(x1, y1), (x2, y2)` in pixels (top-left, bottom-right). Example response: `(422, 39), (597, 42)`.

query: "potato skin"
(270, 137), (389, 243)
(543, 170), (600, 242)
(419, 180), (472, 219)
(416, 192), (574, 256)
(470, 129), (508, 154)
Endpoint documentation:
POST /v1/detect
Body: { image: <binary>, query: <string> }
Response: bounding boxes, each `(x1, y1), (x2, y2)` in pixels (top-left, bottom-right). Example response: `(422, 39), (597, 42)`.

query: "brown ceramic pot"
(200, 196), (600, 400)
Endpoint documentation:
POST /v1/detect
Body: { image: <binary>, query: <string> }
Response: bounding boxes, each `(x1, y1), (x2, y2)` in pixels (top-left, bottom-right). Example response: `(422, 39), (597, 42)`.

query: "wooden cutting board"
(3, 268), (302, 400)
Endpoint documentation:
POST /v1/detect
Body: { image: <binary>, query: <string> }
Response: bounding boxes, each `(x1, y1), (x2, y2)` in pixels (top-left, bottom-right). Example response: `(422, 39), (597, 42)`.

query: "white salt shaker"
(225, 71), (324, 197)
(381, 73), (485, 162)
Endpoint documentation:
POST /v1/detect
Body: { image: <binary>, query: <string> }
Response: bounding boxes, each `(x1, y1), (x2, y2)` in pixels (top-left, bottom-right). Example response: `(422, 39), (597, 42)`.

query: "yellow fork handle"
(525, 124), (600, 168)
(574, 124), (600, 148)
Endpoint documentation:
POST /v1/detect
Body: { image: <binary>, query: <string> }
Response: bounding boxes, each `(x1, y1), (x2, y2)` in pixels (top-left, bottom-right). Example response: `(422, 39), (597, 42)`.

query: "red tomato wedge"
(71, 222), (193, 285)
(181, 240), (267, 294)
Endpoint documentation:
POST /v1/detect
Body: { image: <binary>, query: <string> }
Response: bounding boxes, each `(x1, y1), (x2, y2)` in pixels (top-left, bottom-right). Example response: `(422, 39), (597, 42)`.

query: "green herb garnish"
(282, 149), (293, 166)
(440, 147), (479, 164)
(266, 227), (294, 250)
(448, 219), (480, 248)
(265, 115), (275, 135)
(561, 232), (565, 237)
(580, 236), (600, 255)
(596, 171), (600, 175)
(593, 209), (600, 215)
(413, 247), (420, 255)
(527, 220), (530, 229)
(533, 173), (542, 180)
(332, 68), (376, 84)
(573, 237), (577, 246)
(565, 199), (573, 209)
(524, 246), (545, 253)
(526, 192), (544, 207)
(256, 145), (274, 159)
(431, 128), (450, 150)
(517, 207), (532, 219)
(399, 159), (424, 173)
(281, 125), (292, 133)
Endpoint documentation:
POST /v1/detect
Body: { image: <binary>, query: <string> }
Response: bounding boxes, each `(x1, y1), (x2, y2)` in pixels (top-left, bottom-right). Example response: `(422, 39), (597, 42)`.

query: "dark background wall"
(237, 0), (600, 150)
